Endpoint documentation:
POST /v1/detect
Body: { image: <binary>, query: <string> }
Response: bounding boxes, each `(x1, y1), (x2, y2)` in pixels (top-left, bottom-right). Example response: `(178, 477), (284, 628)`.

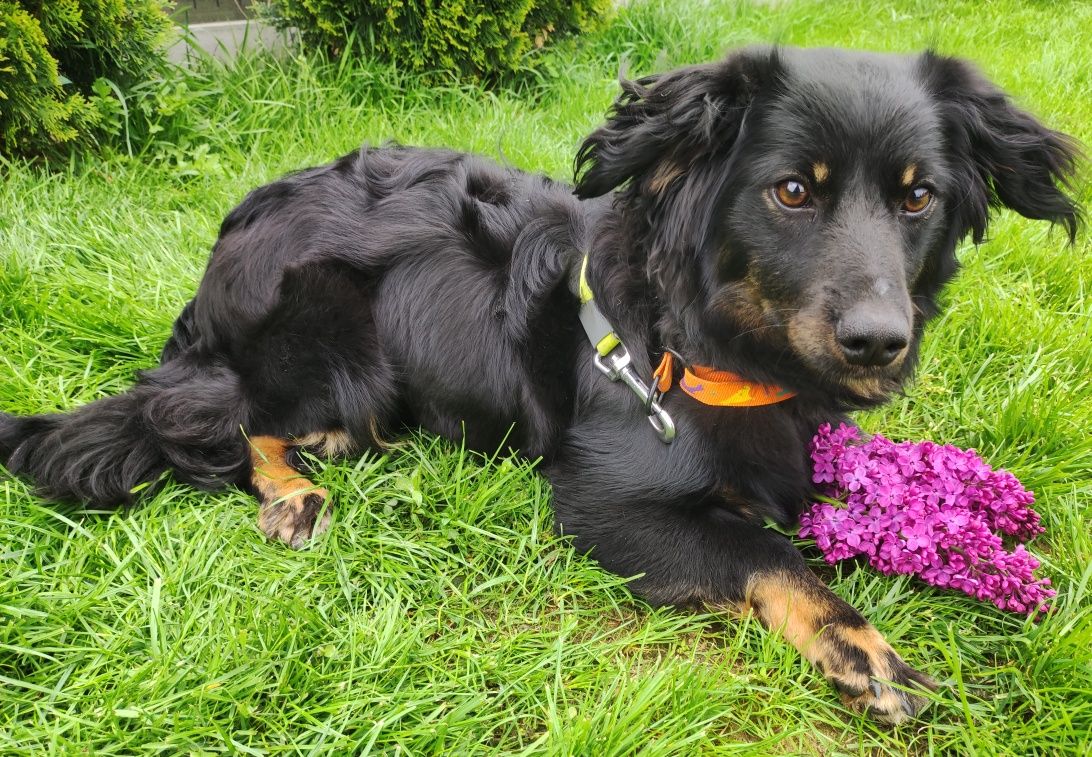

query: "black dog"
(0, 47), (1079, 722)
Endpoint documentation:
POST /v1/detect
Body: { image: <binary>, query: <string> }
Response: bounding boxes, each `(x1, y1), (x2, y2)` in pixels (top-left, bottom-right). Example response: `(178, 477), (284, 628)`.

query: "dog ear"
(574, 50), (783, 315)
(574, 49), (780, 200)
(918, 52), (1082, 244)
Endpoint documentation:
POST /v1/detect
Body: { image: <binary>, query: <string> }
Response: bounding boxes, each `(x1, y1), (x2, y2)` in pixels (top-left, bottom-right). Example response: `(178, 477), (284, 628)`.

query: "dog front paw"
(819, 625), (937, 724)
(747, 571), (936, 724)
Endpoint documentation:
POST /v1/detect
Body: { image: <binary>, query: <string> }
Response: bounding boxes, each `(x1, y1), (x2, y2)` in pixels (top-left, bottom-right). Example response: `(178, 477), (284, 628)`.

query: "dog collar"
(575, 255), (793, 442)
(652, 352), (795, 407)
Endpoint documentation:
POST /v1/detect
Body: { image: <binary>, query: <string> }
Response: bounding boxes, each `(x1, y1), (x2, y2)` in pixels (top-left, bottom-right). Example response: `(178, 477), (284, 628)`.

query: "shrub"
(264, 0), (613, 83)
(0, 0), (171, 160)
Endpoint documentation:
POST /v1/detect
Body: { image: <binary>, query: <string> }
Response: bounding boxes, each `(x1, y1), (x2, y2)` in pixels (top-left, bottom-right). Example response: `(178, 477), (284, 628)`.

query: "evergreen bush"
(0, 0), (171, 159)
(264, 0), (613, 83)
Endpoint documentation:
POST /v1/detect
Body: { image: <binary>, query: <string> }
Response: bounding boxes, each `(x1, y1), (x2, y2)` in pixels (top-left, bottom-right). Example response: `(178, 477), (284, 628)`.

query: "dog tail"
(0, 358), (249, 507)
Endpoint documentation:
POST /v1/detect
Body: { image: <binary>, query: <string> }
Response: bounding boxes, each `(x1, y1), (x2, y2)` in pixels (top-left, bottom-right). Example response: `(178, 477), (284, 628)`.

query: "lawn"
(2, 0), (1090, 753)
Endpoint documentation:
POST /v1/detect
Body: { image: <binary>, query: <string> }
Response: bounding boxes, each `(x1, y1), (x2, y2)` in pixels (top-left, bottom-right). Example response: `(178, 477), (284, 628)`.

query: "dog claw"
(902, 694), (918, 717)
(815, 627), (936, 724)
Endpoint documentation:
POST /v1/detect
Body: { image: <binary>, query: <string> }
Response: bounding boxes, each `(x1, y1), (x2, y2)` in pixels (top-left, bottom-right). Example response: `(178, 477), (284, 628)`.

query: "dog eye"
(773, 180), (811, 209)
(902, 187), (933, 214)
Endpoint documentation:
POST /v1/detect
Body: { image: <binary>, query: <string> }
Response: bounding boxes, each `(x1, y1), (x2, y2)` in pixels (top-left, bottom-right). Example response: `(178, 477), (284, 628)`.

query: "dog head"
(575, 47), (1081, 406)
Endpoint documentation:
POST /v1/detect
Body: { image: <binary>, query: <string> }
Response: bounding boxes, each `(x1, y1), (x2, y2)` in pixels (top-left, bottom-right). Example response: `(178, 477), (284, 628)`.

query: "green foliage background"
(0, 0), (171, 159)
(263, 0), (614, 82)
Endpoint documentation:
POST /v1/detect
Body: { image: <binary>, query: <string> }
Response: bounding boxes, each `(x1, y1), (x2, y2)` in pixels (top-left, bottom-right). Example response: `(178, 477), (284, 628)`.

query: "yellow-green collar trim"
(578, 255), (622, 357)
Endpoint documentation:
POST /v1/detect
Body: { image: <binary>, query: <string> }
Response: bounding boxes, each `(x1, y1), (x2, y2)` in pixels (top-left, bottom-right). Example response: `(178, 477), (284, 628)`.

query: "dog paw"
(746, 570), (936, 723)
(820, 626), (936, 724)
(258, 489), (333, 549)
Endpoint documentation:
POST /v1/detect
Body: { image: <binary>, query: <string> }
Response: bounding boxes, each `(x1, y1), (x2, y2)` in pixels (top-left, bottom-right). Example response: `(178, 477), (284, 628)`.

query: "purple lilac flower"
(799, 423), (1054, 616)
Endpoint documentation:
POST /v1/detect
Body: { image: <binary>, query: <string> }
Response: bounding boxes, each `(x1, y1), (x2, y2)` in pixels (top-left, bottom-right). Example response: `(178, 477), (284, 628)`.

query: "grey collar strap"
(573, 254), (675, 443)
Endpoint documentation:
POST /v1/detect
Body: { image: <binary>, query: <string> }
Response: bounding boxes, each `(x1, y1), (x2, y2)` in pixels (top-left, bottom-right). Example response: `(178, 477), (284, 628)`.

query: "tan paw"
(820, 625), (937, 724)
(746, 570), (935, 724)
(248, 435), (334, 549)
(258, 489), (333, 549)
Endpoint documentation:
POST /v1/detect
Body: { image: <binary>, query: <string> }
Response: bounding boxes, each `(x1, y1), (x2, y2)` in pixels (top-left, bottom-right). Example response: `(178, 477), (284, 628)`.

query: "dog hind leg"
(227, 261), (400, 548)
(248, 435), (333, 549)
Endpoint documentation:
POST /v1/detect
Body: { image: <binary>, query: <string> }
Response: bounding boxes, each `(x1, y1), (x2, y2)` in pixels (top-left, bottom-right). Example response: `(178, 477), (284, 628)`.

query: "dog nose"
(836, 306), (910, 367)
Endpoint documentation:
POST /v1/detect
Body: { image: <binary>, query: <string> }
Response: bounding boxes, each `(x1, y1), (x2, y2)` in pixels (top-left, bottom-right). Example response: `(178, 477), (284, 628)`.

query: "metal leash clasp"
(593, 346), (676, 443)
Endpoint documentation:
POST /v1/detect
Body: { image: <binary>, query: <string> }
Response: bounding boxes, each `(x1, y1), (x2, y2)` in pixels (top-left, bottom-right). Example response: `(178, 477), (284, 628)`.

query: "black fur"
(0, 47), (1080, 719)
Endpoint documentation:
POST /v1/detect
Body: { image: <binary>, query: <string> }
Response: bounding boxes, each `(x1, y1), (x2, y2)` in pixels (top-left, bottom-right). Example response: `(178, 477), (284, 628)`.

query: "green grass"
(2, 0), (1091, 753)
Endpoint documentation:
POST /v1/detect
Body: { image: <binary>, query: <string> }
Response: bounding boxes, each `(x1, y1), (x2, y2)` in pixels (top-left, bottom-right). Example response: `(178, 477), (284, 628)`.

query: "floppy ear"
(574, 50), (781, 313)
(918, 52), (1082, 244)
(574, 49), (780, 200)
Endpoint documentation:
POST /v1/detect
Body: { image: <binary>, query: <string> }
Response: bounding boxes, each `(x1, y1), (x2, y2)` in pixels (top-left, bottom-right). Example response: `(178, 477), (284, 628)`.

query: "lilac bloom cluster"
(799, 423), (1054, 616)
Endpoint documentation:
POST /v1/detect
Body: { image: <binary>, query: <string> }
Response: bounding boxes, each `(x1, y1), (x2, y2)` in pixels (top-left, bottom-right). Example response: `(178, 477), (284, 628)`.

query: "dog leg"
(744, 568), (936, 723)
(248, 435), (332, 549)
(554, 499), (935, 723)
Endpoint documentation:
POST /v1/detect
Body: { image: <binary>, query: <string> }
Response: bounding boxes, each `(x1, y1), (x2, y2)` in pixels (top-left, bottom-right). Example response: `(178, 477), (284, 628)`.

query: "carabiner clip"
(593, 347), (676, 444)
(645, 395), (676, 443)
